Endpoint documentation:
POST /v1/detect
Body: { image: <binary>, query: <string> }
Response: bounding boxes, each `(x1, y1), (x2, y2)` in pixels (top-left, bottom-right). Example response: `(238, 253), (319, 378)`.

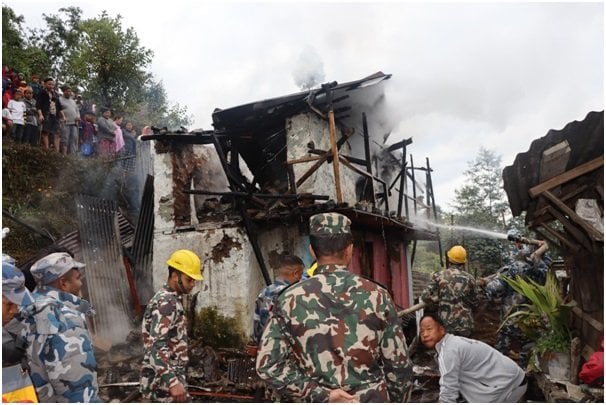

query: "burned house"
(132, 71), (440, 340)
(502, 110), (604, 398)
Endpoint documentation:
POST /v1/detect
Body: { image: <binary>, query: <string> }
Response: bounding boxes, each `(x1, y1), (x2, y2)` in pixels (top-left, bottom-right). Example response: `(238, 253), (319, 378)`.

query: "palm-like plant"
(501, 270), (572, 359)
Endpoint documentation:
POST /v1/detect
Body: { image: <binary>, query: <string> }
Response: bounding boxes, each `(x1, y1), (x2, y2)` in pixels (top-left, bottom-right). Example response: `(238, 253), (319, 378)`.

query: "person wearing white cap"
(20, 252), (99, 402)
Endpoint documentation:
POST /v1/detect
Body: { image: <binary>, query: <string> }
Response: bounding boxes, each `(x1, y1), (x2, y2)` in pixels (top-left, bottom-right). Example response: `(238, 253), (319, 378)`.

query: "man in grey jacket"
(420, 313), (527, 402)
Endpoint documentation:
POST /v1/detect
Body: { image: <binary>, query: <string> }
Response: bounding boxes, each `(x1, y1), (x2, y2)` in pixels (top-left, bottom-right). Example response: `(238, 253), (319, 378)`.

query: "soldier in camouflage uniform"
(2, 262), (37, 403)
(480, 235), (551, 365)
(20, 252), (99, 402)
(3, 262), (35, 364)
(140, 249), (203, 402)
(256, 212), (412, 402)
(420, 245), (479, 337)
(253, 254), (304, 344)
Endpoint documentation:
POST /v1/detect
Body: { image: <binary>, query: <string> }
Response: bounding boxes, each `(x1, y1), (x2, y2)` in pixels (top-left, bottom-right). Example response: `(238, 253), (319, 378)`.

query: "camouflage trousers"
(140, 367), (189, 403)
(495, 320), (532, 367)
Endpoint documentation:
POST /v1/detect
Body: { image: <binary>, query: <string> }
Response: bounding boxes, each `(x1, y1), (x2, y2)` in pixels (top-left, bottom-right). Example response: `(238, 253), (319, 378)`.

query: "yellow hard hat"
(166, 250), (203, 280)
(447, 245), (467, 264)
(306, 262), (318, 277)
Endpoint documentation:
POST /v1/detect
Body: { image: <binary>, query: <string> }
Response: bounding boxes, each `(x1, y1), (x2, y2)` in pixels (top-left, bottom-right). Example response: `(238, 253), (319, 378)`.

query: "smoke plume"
(292, 45), (326, 91)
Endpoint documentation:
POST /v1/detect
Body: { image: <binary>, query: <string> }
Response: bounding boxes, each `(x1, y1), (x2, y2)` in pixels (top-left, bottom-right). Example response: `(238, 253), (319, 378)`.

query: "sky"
(5, 1), (604, 214)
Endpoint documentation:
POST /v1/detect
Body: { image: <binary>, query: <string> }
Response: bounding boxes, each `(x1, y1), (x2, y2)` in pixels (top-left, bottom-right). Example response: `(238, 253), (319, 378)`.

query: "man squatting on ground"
(420, 313), (527, 403)
(256, 212), (412, 402)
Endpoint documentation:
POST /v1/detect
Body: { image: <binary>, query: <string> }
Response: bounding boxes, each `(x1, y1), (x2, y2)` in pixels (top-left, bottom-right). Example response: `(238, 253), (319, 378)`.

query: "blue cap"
(2, 263), (34, 306)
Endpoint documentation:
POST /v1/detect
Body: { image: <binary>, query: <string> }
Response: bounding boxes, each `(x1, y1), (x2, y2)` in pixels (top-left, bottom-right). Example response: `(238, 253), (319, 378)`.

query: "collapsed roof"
(210, 72), (392, 194)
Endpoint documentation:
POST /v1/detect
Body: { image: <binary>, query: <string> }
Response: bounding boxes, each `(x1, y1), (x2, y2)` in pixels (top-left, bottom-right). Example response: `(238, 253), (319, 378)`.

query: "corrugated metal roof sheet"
(503, 110), (603, 218)
(76, 195), (135, 344)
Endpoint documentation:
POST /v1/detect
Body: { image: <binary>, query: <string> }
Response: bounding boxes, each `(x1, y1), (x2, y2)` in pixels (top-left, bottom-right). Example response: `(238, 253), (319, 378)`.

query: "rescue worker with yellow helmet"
(420, 245), (479, 337)
(140, 249), (203, 402)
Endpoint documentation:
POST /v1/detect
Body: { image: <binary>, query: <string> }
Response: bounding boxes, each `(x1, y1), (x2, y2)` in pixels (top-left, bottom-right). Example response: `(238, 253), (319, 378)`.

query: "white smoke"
(292, 45), (326, 91)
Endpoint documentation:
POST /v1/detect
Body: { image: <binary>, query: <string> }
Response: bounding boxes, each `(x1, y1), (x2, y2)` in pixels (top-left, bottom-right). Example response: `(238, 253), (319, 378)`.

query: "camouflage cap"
(309, 212), (351, 236)
(30, 252), (85, 285)
(2, 262), (34, 306)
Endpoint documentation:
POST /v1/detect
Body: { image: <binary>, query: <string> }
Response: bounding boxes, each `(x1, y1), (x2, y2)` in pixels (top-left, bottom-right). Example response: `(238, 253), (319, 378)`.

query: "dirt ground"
(97, 297), (542, 402)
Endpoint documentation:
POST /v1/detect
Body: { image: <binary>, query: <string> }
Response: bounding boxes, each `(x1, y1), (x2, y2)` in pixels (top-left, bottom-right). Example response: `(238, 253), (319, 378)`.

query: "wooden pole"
(328, 110), (343, 203)
(362, 112), (375, 206)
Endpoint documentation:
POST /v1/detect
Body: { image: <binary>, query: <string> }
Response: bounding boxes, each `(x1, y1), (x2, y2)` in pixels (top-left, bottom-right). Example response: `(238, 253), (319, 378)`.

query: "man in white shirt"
(420, 313), (527, 403)
(58, 86), (81, 155)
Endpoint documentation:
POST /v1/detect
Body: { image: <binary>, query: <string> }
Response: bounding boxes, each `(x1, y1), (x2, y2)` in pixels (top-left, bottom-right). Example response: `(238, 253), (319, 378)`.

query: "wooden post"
(328, 110), (343, 203)
(570, 337), (582, 384)
(362, 112), (375, 206)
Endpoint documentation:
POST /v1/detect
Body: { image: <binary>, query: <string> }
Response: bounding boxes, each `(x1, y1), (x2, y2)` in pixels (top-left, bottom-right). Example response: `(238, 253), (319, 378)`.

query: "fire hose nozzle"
(507, 233), (523, 243)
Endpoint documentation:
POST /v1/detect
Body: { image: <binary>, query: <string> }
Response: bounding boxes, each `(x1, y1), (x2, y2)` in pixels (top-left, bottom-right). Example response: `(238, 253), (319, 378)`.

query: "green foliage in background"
(193, 306), (246, 349)
(413, 241), (442, 273)
(2, 143), (118, 262)
(3, 5), (192, 130)
(447, 147), (523, 275)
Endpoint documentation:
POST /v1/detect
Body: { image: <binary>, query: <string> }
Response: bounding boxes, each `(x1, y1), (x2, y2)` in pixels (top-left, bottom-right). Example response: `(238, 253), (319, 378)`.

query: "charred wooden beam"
(570, 300), (604, 333)
(329, 109), (343, 203)
(536, 222), (580, 252)
(529, 156), (603, 198)
(426, 157), (443, 267)
(397, 142), (407, 217)
(338, 156), (390, 213)
(546, 206), (590, 251)
(532, 227), (560, 250)
(362, 112), (376, 206)
(2, 209), (55, 242)
(184, 190), (330, 201)
(308, 149), (366, 166)
(387, 137), (413, 152)
(139, 132), (220, 144)
(533, 184), (588, 219)
(542, 190), (603, 242)
(337, 156), (386, 189)
(288, 155), (324, 165)
(296, 153), (331, 188)
(211, 134), (272, 286)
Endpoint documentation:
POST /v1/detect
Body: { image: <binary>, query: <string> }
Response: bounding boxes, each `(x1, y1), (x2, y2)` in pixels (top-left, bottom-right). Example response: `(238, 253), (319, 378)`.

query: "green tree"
(2, 6), (26, 69)
(72, 11), (153, 112)
(2, 6), (50, 77)
(130, 79), (193, 129)
(412, 241), (442, 273)
(4, 6), (192, 130)
(28, 7), (84, 83)
(448, 147), (513, 275)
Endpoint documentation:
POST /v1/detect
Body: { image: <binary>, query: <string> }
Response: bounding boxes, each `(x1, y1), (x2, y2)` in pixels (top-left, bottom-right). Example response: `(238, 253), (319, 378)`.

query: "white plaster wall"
(147, 132), (355, 339)
(287, 113), (358, 204)
(153, 149), (177, 231)
(191, 144), (230, 209)
(152, 227), (266, 338)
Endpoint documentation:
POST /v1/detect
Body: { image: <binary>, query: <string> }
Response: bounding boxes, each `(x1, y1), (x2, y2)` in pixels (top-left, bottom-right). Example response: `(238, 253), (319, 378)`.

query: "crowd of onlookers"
(2, 65), (142, 160)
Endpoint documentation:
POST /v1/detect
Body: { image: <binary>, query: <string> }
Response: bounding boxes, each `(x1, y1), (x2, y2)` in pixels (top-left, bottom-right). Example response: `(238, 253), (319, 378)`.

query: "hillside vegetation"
(2, 142), (117, 262)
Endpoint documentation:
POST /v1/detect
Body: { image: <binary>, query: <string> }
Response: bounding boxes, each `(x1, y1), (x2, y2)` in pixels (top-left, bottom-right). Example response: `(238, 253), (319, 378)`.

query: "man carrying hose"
(420, 245), (479, 337)
(479, 230), (552, 366)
